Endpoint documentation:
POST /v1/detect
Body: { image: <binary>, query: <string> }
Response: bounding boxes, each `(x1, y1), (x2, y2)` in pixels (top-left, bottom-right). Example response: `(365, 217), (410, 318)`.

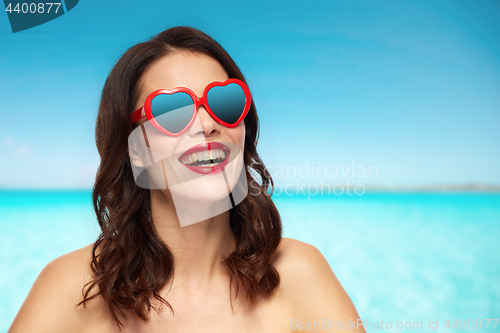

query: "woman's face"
(131, 51), (246, 205)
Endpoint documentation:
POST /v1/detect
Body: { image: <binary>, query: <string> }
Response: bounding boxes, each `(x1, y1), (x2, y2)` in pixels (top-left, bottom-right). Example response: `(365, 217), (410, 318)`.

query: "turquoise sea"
(0, 191), (499, 332)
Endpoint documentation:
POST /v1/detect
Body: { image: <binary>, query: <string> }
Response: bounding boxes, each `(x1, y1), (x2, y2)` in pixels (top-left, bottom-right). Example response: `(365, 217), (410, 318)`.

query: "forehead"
(139, 51), (229, 98)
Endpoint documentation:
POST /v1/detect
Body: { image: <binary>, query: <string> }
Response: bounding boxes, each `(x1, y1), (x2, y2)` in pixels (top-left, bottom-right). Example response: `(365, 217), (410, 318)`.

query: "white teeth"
(180, 149), (228, 165)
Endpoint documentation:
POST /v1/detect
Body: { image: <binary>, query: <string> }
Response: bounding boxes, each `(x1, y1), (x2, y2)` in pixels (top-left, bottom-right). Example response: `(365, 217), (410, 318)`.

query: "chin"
(170, 165), (242, 203)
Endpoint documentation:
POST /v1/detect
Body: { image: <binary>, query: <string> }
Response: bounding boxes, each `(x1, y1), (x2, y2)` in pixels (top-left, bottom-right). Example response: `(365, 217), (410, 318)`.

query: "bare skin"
(8, 238), (365, 333)
(8, 52), (366, 333)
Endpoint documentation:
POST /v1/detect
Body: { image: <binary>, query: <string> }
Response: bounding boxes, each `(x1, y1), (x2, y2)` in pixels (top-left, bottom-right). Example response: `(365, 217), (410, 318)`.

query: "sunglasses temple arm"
(131, 107), (145, 123)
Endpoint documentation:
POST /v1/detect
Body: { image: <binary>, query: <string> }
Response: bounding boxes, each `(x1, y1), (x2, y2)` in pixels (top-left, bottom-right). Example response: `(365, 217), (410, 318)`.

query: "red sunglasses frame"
(131, 78), (251, 137)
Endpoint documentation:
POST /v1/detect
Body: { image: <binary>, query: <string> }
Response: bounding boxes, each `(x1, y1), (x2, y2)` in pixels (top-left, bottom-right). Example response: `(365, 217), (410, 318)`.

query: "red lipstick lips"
(178, 141), (231, 174)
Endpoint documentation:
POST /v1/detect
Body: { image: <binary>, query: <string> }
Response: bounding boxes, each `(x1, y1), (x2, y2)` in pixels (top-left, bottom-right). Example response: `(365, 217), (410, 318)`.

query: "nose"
(188, 105), (221, 137)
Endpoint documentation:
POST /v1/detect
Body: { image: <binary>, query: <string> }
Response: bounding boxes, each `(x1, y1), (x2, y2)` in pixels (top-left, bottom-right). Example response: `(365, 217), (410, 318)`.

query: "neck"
(150, 189), (236, 288)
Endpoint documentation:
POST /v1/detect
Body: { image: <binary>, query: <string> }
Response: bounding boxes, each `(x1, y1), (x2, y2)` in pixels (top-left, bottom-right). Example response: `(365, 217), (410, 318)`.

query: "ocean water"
(0, 191), (499, 332)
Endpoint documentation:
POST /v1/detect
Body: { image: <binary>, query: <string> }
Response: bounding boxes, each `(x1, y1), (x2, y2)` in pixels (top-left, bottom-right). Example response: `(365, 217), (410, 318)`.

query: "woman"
(9, 26), (365, 332)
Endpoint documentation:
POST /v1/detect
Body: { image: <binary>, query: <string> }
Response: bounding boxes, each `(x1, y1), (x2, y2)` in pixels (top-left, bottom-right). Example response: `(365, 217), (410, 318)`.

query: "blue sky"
(0, 0), (499, 188)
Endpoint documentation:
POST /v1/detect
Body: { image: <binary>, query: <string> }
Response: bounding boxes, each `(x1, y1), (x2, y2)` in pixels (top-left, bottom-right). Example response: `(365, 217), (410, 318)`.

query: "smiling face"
(130, 50), (247, 209)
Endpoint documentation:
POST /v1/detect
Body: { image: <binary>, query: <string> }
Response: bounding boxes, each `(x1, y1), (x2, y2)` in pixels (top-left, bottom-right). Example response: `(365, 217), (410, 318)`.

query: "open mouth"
(178, 141), (231, 174)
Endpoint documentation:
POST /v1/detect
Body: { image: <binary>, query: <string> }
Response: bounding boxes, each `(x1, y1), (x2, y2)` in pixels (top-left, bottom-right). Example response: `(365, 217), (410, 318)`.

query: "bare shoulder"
(272, 238), (366, 332)
(272, 238), (337, 284)
(8, 244), (114, 333)
(272, 238), (327, 270)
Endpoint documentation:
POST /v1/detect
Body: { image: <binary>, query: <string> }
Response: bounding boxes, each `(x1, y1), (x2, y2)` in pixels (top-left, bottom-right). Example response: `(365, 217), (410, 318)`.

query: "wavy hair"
(77, 26), (282, 328)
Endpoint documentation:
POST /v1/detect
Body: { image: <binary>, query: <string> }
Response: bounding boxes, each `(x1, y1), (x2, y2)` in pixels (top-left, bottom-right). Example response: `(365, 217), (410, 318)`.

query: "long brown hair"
(78, 26), (282, 328)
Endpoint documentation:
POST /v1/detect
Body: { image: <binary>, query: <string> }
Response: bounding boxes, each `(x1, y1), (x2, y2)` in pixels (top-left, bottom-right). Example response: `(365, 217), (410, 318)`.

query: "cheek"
(143, 125), (181, 159)
(229, 121), (246, 151)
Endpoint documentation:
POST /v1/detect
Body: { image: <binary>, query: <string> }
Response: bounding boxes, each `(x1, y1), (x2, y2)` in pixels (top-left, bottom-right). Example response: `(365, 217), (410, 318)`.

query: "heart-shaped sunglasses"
(131, 78), (251, 137)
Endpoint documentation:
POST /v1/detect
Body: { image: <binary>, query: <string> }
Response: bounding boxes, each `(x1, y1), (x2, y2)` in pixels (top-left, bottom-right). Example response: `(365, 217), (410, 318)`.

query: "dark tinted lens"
(206, 83), (246, 125)
(151, 92), (194, 134)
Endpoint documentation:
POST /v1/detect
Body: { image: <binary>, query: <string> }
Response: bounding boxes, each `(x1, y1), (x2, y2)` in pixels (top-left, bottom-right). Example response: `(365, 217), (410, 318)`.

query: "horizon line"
(1, 183), (500, 193)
